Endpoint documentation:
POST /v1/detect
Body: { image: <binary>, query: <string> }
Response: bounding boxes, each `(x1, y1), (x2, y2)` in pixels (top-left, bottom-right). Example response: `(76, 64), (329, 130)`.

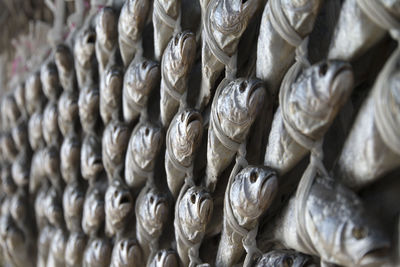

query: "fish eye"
(319, 63), (328, 76)
(352, 226), (367, 240)
(282, 257), (293, 267)
(150, 196), (154, 204)
(250, 171), (257, 183)
(190, 193), (196, 204)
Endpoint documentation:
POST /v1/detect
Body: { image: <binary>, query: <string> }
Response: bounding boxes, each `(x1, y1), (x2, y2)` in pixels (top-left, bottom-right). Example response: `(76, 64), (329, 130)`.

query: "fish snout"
(199, 196), (213, 224)
(155, 199), (168, 221)
(359, 246), (391, 266)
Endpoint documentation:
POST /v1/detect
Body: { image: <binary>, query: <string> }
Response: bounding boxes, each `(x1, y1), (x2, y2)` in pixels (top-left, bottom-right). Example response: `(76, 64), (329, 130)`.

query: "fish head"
(11, 121), (28, 152)
(40, 62), (60, 101)
(122, 0), (149, 41)
(79, 85), (100, 132)
(105, 178), (133, 226)
(1, 94), (20, 130)
(289, 60), (353, 139)
(111, 238), (143, 266)
(129, 59), (160, 98)
(58, 91), (79, 135)
(171, 109), (203, 164)
(132, 123), (163, 169)
(28, 112), (44, 150)
(55, 43), (74, 79)
(96, 7), (117, 50)
(65, 232), (87, 265)
(60, 136), (80, 183)
(45, 187), (64, 227)
(10, 191), (27, 222)
(282, 0), (322, 36)
(179, 186), (213, 241)
(83, 186), (105, 234)
(138, 187), (168, 235)
(84, 238), (112, 266)
(25, 72), (43, 115)
(103, 65), (123, 105)
(81, 134), (103, 180)
(165, 31), (196, 78)
(149, 249), (179, 267)
(217, 78), (265, 141)
(255, 249), (315, 267)
(230, 166), (278, 227)
(63, 181), (85, 231)
(74, 28), (96, 67)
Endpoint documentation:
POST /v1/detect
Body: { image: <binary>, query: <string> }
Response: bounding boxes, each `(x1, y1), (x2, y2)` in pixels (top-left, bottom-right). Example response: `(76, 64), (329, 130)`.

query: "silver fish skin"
(1, 166), (17, 196)
(95, 6), (118, 77)
(148, 249), (180, 267)
(256, 0), (322, 96)
(265, 60), (353, 175)
(197, 0), (261, 109)
(47, 228), (68, 267)
(160, 31), (197, 128)
(110, 238), (143, 267)
(12, 152), (30, 187)
(1, 94), (21, 131)
(43, 101), (62, 147)
(81, 133), (103, 181)
(60, 135), (81, 183)
(166, 109), (203, 197)
(25, 71), (45, 116)
(55, 43), (77, 92)
(261, 175), (391, 267)
(0, 133), (18, 163)
(328, 0), (400, 61)
(58, 90), (79, 137)
(44, 186), (64, 228)
(79, 85), (100, 133)
(205, 78), (265, 191)
(38, 225), (54, 267)
(135, 186), (169, 262)
(100, 65), (124, 125)
(40, 62), (61, 102)
(82, 185), (106, 236)
(118, 0), (150, 67)
(105, 178), (133, 237)
(125, 122), (163, 190)
(63, 181), (85, 232)
(254, 249), (316, 267)
(216, 166), (278, 267)
(65, 231), (87, 267)
(74, 28), (97, 88)
(153, 0), (181, 61)
(28, 111), (45, 150)
(175, 186), (213, 266)
(102, 120), (130, 179)
(83, 237), (112, 267)
(122, 59), (160, 124)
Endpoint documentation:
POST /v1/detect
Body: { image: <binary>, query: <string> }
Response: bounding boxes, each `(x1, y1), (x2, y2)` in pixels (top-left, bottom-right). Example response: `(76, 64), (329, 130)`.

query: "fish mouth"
(116, 191), (133, 212)
(358, 246), (391, 266)
(84, 31), (96, 46)
(177, 31), (195, 55)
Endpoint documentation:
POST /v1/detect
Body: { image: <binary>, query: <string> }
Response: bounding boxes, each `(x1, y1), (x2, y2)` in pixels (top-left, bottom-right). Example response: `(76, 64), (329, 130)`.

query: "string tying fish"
(153, 0), (182, 35)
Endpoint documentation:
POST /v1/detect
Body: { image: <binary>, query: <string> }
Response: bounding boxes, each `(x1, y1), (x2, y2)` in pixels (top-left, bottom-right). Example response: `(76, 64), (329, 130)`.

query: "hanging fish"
(58, 90), (79, 137)
(83, 237), (112, 267)
(197, 0), (261, 109)
(25, 71), (45, 116)
(166, 109), (203, 198)
(74, 28), (97, 88)
(65, 231), (87, 267)
(79, 85), (100, 133)
(175, 186), (213, 266)
(110, 238), (143, 267)
(122, 59), (160, 124)
(153, 0), (181, 61)
(55, 43), (77, 92)
(60, 135), (81, 183)
(216, 166), (278, 266)
(135, 186), (169, 262)
(47, 228), (68, 267)
(204, 78), (265, 191)
(256, 0), (322, 96)
(81, 133), (103, 181)
(9, 190), (30, 232)
(1, 166), (17, 196)
(125, 122), (163, 190)
(105, 178), (133, 237)
(28, 111), (45, 150)
(63, 181), (85, 232)
(100, 65), (124, 125)
(148, 249), (180, 267)
(118, 0), (150, 67)
(102, 120), (130, 179)
(264, 60), (353, 175)
(34, 184), (50, 230)
(160, 31), (196, 128)
(253, 249), (316, 267)
(42, 102), (62, 147)
(82, 185), (106, 236)
(40, 62), (61, 102)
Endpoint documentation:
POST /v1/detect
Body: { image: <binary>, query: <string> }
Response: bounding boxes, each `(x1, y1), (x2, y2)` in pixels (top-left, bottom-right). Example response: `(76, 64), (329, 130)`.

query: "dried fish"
(135, 186), (169, 262)
(1, 94), (21, 131)
(105, 178), (133, 237)
(336, 48), (400, 189)
(0, 133), (18, 163)
(1, 166), (17, 196)
(79, 85), (100, 133)
(81, 133), (103, 181)
(25, 72), (45, 116)
(204, 78), (265, 191)
(47, 228), (67, 267)
(65, 232), (87, 267)
(153, 0), (181, 61)
(83, 237), (112, 267)
(40, 62), (61, 102)
(29, 150), (46, 195)
(13, 83), (27, 119)
(148, 249), (180, 267)
(55, 43), (77, 92)
(160, 31), (196, 127)
(60, 135), (81, 183)
(63, 181), (85, 232)
(43, 146), (64, 192)
(34, 184), (49, 230)
(110, 238), (143, 267)
(10, 191), (29, 228)
(264, 60), (353, 175)
(102, 120), (130, 179)
(11, 121), (28, 153)
(82, 185), (106, 236)
(38, 225), (53, 267)
(100, 65), (124, 125)
(175, 185), (213, 266)
(166, 109), (203, 197)
(74, 28), (97, 88)
(254, 249), (316, 267)
(28, 111), (45, 150)
(44, 186), (64, 227)
(58, 90), (79, 137)
(125, 122), (163, 190)
(118, 0), (150, 67)
(197, 0), (260, 109)
(256, 0), (322, 96)
(42, 102), (62, 147)
(12, 153), (30, 187)
(122, 59), (160, 124)
(216, 166), (278, 266)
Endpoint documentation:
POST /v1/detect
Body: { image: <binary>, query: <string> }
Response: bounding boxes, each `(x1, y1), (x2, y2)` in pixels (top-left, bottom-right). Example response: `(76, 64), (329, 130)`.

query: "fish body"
(60, 135), (81, 183)
(44, 186), (64, 228)
(216, 166), (278, 266)
(110, 238), (143, 267)
(265, 60), (353, 175)
(55, 43), (77, 92)
(125, 122), (163, 190)
(166, 109), (203, 197)
(29, 149), (46, 195)
(1, 165), (17, 196)
(40, 62), (61, 102)
(79, 85), (100, 133)
(11, 121), (29, 152)
(122, 59), (160, 123)
(74, 28), (97, 88)
(205, 78), (265, 191)
(175, 186), (213, 266)
(83, 237), (112, 267)
(65, 231), (87, 267)
(160, 31), (196, 127)
(34, 184), (49, 230)
(81, 133), (103, 181)
(100, 65), (123, 125)
(148, 249), (180, 267)
(82, 184), (106, 236)
(43, 101), (62, 147)
(47, 228), (68, 267)
(25, 72), (45, 116)
(58, 90), (79, 137)
(14, 83), (27, 119)
(63, 181), (85, 232)
(28, 111), (45, 150)
(254, 249), (316, 267)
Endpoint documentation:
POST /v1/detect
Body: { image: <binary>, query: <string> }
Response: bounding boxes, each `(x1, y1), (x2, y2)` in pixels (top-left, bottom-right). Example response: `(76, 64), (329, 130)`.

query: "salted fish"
(110, 238), (143, 267)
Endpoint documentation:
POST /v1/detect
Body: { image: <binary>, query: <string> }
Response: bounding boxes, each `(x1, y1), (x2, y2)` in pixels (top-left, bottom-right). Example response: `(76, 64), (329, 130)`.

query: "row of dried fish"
(0, 0), (399, 267)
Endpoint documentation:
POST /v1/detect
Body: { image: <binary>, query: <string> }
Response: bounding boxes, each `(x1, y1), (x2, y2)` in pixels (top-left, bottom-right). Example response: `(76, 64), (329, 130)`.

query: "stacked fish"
(0, 0), (399, 266)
